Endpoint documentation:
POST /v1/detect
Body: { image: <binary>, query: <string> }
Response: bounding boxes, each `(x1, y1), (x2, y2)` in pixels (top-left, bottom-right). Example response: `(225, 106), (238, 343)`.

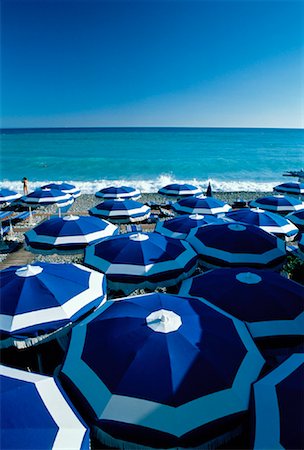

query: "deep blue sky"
(1, 0), (303, 128)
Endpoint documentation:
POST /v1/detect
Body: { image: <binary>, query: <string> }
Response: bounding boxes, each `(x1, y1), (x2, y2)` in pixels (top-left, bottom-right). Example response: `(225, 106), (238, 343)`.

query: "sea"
(1, 127), (303, 193)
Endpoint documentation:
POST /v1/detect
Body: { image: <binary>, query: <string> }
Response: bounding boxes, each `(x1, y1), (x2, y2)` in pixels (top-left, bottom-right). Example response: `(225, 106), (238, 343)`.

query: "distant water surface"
(1, 127), (303, 192)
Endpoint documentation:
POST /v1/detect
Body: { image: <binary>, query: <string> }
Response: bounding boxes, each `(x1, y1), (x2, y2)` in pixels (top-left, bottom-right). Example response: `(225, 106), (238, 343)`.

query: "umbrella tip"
(15, 265), (43, 277)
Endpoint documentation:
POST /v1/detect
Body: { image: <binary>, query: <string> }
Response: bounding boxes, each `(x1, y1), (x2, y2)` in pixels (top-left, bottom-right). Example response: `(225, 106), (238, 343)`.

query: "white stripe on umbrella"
(1, 365), (89, 450)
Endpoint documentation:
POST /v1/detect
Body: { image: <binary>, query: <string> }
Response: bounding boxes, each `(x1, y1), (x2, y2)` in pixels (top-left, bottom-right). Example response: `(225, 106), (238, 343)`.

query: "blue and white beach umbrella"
(89, 199), (150, 223)
(155, 213), (225, 239)
(249, 195), (304, 214)
(21, 188), (74, 206)
(179, 268), (304, 339)
(1, 365), (90, 450)
(186, 223), (286, 269)
(25, 215), (118, 254)
(0, 262), (106, 348)
(252, 354), (304, 450)
(298, 233), (304, 260)
(84, 232), (198, 294)
(225, 208), (298, 241)
(41, 183), (81, 198)
(158, 183), (202, 197)
(95, 186), (141, 200)
(286, 209), (304, 230)
(0, 189), (21, 204)
(273, 181), (304, 195)
(60, 292), (264, 449)
(173, 195), (232, 215)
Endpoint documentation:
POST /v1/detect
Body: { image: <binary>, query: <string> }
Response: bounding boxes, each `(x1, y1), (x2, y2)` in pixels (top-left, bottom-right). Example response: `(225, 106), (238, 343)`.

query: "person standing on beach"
(22, 177), (29, 195)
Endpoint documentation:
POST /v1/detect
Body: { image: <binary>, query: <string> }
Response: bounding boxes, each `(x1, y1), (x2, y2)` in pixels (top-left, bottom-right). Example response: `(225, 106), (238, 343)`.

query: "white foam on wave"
(1, 174), (280, 194)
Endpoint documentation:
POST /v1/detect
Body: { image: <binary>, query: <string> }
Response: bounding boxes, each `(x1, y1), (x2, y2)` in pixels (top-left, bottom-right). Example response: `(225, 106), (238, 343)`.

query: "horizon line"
(1, 126), (303, 131)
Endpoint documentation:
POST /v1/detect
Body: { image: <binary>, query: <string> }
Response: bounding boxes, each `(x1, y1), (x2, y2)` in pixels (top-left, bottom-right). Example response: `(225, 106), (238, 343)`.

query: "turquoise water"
(1, 127), (303, 192)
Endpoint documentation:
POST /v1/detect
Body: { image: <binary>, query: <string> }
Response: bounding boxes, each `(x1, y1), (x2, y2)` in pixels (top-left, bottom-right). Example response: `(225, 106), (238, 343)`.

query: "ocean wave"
(0, 175), (281, 194)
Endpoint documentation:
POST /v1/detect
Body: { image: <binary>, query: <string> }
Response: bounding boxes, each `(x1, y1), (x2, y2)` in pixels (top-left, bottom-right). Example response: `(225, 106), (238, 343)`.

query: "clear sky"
(1, 0), (303, 128)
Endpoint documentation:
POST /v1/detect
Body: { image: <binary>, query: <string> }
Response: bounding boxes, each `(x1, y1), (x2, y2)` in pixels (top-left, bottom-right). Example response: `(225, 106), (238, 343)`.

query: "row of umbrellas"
(1, 278), (303, 448)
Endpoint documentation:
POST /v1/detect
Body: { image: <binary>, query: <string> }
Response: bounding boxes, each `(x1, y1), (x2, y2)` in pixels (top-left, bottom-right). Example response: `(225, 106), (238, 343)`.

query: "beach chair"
(126, 224), (138, 232)
(0, 211), (13, 221)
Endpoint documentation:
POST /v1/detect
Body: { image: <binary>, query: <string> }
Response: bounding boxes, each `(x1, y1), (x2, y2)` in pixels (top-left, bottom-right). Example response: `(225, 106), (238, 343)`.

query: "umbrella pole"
(37, 350), (44, 374)
(58, 207), (62, 218)
(28, 206), (34, 226)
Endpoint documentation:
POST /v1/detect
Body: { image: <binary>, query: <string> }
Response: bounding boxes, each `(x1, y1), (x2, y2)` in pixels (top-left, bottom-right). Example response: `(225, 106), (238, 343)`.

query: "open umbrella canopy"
(84, 232), (198, 294)
(286, 209), (304, 230)
(273, 182), (304, 195)
(0, 262), (106, 347)
(95, 186), (141, 200)
(89, 199), (150, 223)
(60, 292), (264, 449)
(173, 195), (232, 215)
(1, 365), (90, 450)
(249, 195), (304, 214)
(158, 183), (202, 197)
(155, 213), (225, 239)
(251, 354), (304, 450)
(0, 189), (21, 204)
(25, 215), (118, 254)
(179, 268), (304, 339)
(225, 208), (299, 240)
(21, 189), (74, 206)
(186, 222), (286, 269)
(41, 183), (81, 198)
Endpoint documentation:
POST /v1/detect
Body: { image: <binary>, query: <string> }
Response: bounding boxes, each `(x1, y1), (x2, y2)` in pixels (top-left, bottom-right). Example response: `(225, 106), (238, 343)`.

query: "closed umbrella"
(225, 208), (298, 241)
(95, 186), (140, 200)
(84, 232), (198, 294)
(0, 262), (106, 348)
(0, 189), (21, 204)
(158, 183), (202, 197)
(1, 365), (90, 450)
(173, 195), (231, 215)
(25, 215), (118, 254)
(252, 354), (304, 450)
(155, 213), (225, 239)
(186, 222), (286, 269)
(41, 183), (81, 198)
(249, 195), (304, 214)
(179, 267), (304, 339)
(60, 292), (264, 449)
(273, 182), (304, 195)
(89, 199), (150, 223)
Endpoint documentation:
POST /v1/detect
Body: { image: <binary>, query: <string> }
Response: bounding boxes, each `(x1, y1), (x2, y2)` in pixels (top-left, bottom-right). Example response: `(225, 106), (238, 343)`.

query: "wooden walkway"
(0, 244), (34, 270)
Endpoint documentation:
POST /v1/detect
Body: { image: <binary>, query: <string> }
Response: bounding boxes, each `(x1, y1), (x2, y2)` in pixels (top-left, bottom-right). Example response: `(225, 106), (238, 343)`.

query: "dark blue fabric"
(174, 196), (227, 211)
(159, 183), (198, 194)
(162, 215), (223, 233)
(1, 375), (58, 449)
(41, 183), (76, 191)
(187, 268), (304, 322)
(274, 182), (304, 193)
(92, 199), (145, 212)
(82, 293), (247, 407)
(90, 232), (191, 265)
(192, 223), (278, 253)
(29, 216), (113, 238)
(97, 186), (137, 195)
(0, 189), (19, 202)
(276, 364), (304, 450)
(0, 262), (105, 336)
(226, 209), (298, 236)
(251, 195), (303, 208)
